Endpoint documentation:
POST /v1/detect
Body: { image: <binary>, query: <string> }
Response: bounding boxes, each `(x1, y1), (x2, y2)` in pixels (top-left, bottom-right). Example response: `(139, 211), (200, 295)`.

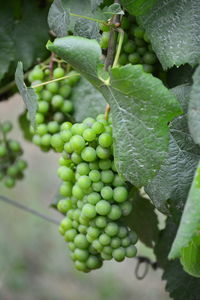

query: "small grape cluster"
(100, 14), (159, 74)
(56, 114), (137, 272)
(28, 63), (80, 151)
(0, 121), (27, 188)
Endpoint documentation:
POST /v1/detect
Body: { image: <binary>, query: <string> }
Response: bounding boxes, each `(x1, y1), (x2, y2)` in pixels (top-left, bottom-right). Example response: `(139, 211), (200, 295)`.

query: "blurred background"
(0, 94), (170, 300)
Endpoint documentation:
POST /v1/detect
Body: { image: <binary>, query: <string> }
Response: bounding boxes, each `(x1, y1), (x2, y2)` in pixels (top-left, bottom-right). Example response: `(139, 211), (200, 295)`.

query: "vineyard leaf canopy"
(188, 65), (200, 145)
(48, 0), (70, 37)
(15, 62), (37, 128)
(121, 0), (157, 16)
(138, 0), (200, 69)
(47, 36), (182, 187)
(146, 85), (200, 214)
(169, 161), (200, 259)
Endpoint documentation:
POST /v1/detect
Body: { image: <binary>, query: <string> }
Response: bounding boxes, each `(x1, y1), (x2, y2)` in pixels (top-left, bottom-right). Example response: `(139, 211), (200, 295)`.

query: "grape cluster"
(100, 14), (160, 74)
(28, 64), (80, 151)
(56, 114), (137, 272)
(0, 121), (27, 188)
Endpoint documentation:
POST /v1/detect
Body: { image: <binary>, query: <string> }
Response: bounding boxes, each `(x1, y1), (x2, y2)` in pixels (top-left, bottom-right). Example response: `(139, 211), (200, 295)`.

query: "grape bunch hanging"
(0, 121), (27, 188)
(28, 63), (80, 152)
(100, 14), (161, 75)
(56, 114), (137, 272)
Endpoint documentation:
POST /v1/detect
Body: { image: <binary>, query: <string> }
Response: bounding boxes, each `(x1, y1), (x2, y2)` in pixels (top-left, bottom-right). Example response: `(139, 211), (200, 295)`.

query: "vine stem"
(0, 195), (60, 225)
(113, 28), (124, 67)
(32, 73), (80, 89)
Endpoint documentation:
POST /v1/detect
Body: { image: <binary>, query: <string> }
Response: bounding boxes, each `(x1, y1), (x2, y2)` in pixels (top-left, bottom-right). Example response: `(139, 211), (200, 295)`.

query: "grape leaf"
(103, 3), (124, 16)
(168, 161), (200, 259)
(71, 77), (106, 122)
(47, 36), (182, 187)
(155, 218), (200, 300)
(15, 62), (37, 128)
(48, 0), (70, 37)
(138, 0), (200, 69)
(74, 19), (101, 40)
(188, 65), (200, 145)
(146, 86), (200, 214)
(125, 188), (159, 248)
(121, 0), (157, 16)
(0, 29), (15, 81)
(91, 0), (104, 11)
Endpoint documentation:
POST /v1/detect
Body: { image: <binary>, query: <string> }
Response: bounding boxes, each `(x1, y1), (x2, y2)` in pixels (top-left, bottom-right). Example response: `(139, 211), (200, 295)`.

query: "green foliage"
(15, 62), (38, 128)
(0, 1), (49, 86)
(125, 188), (159, 248)
(169, 162), (200, 259)
(48, 0), (70, 37)
(121, 0), (157, 16)
(138, 0), (200, 69)
(47, 36), (182, 187)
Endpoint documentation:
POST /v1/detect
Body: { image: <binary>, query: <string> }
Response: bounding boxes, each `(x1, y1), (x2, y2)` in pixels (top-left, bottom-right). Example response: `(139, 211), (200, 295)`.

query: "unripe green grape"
(4, 177), (15, 188)
(53, 67), (65, 79)
(135, 37), (145, 46)
(41, 134), (52, 147)
(35, 113), (44, 124)
(73, 208), (81, 221)
(31, 67), (44, 81)
(41, 90), (52, 102)
(72, 220), (79, 229)
(129, 231), (138, 244)
(61, 100), (73, 113)
(113, 174), (125, 186)
(32, 80), (43, 92)
(118, 53), (128, 65)
(70, 135), (86, 152)
(74, 234), (89, 249)
(2, 121), (12, 133)
(81, 147), (97, 162)
(64, 142), (73, 153)
(64, 228), (77, 242)
(0, 145), (7, 157)
(92, 121), (105, 134)
(66, 71), (80, 86)
(100, 32), (110, 49)
(71, 152), (82, 164)
(112, 247), (126, 262)
(118, 226), (128, 239)
(38, 101), (49, 114)
(46, 82), (59, 93)
(74, 248), (89, 262)
(128, 53), (141, 64)
(32, 135), (41, 146)
(98, 133), (112, 148)
(82, 203), (96, 219)
(83, 117), (96, 127)
(83, 128), (96, 142)
(47, 121), (60, 134)
(60, 129), (72, 143)
(111, 237), (121, 249)
(37, 124), (48, 136)
(126, 245), (137, 258)
(95, 216), (107, 228)
(99, 233), (111, 246)
(87, 226), (100, 239)
(101, 170), (114, 184)
(60, 182), (72, 197)
(72, 184), (84, 199)
(50, 134), (63, 150)
(68, 242), (75, 251)
(133, 26), (145, 39)
(8, 140), (21, 152)
(92, 239), (103, 252)
(53, 112), (65, 123)
(105, 222), (119, 237)
(96, 145), (111, 159)
(60, 217), (72, 231)
(15, 159), (28, 171)
(86, 256), (102, 269)
(78, 224), (87, 234)
(113, 186), (128, 202)
(61, 122), (72, 131)
(89, 170), (101, 182)
(77, 175), (91, 189)
(77, 163), (90, 175)
(51, 95), (64, 108)
(58, 166), (74, 181)
(96, 200), (111, 216)
(108, 205), (122, 220)
(74, 261), (88, 272)
(57, 199), (72, 213)
(103, 246), (112, 255)
(87, 192), (101, 205)
(101, 252), (112, 260)
(143, 52), (157, 65)
(137, 47), (146, 55)
(59, 84), (72, 98)
(123, 40), (136, 54)
(120, 201), (132, 216)
(89, 162), (99, 170)
(7, 165), (18, 177)
(92, 181), (104, 192)
(101, 186), (113, 200)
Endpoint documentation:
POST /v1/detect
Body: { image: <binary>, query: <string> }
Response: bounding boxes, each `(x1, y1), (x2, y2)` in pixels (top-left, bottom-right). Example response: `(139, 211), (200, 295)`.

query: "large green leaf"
(71, 77), (106, 122)
(0, 1), (49, 86)
(47, 36), (182, 187)
(188, 65), (200, 145)
(48, 0), (70, 37)
(146, 86), (200, 214)
(169, 161), (200, 259)
(138, 0), (200, 69)
(121, 0), (157, 16)
(15, 62), (38, 128)
(125, 189), (159, 248)
(155, 218), (200, 300)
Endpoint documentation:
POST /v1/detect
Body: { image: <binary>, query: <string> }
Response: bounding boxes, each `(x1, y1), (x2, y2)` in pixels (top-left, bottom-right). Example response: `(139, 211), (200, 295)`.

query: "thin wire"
(0, 195), (60, 225)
